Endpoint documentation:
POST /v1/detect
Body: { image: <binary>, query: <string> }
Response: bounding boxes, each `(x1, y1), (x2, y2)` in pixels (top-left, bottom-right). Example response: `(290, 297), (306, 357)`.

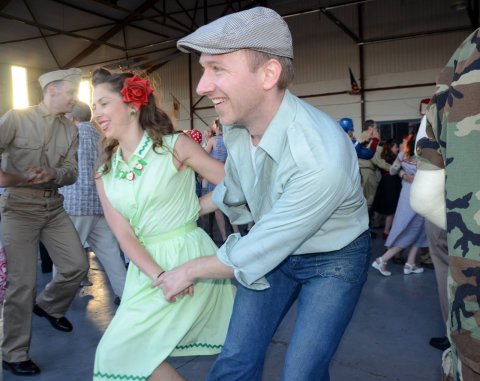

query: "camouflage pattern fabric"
(417, 28), (480, 381)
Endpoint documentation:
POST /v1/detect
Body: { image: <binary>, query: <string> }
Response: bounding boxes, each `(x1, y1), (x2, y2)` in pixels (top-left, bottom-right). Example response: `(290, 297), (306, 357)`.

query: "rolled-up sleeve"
(215, 166), (350, 290)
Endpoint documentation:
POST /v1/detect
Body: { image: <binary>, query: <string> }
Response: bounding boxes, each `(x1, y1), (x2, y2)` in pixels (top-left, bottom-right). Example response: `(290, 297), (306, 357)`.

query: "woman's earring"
(130, 109), (137, 117)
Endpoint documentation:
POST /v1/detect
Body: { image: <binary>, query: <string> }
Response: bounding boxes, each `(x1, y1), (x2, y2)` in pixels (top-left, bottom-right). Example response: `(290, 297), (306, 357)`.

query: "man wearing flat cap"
(157, 7), (370, 381)
(0, 68), (88, 375)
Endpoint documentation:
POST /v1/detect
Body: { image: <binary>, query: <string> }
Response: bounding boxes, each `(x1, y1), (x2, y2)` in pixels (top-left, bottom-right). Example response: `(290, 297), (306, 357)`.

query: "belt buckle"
(43, 189), (52, 197)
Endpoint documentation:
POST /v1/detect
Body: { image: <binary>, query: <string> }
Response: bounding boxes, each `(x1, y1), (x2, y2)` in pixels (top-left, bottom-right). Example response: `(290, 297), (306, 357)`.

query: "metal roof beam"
(63, 0), (158, 68)
(92, 0), (191, 34)
(23, 0), (61, 68)
(0, 0), (11, 11)
(0, 22), (116, 45)
(359, 26), (471, 45)
(0, 11), (125, 50)
(320, 8), (359, 43)
(51, 0), (170, 38)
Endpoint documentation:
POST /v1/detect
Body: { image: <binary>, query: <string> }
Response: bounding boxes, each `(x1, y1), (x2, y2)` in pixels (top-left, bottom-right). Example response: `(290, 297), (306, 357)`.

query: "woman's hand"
(152, 264), (194, 302)
(403, 173), (415, 183)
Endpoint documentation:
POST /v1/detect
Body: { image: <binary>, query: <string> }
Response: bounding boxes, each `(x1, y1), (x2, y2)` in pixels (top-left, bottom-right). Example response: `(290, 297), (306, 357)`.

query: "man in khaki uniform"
(358, 120), (387, 210)
(0, 68), (89, 376)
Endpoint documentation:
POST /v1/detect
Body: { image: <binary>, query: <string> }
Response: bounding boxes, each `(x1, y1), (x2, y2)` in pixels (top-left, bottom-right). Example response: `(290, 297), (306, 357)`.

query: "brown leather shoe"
(33, 304), (73, 332)
(3, 359), (41, 375)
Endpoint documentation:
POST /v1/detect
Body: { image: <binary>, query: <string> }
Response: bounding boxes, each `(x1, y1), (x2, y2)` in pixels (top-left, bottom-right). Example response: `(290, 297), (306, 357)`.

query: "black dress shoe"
(429, 336), (451, 351)
(3, 359), (41, 375)
(33, 304), (73, 332)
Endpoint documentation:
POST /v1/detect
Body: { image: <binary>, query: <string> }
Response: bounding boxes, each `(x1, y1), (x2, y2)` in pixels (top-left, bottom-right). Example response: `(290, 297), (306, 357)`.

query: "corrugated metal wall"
(153, 0), (471, 135)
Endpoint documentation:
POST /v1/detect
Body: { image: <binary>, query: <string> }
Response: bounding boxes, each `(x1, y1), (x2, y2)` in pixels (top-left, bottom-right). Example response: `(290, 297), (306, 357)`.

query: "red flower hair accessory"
(121, 75), (154, 109)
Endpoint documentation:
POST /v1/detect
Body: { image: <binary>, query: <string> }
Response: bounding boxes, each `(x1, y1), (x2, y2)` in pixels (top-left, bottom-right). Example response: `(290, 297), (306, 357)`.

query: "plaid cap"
(177, 7), (293, 59)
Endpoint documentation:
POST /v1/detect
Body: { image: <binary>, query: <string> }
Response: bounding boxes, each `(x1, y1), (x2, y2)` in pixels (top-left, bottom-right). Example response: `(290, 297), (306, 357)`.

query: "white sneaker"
(372, 258), (391, 276)
(404, 263), (424, 275)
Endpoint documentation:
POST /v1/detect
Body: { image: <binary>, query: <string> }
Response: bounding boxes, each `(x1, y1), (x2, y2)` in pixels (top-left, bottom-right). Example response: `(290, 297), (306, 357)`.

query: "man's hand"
(152, 264), (194, 302)
(26, 167), (56, 184)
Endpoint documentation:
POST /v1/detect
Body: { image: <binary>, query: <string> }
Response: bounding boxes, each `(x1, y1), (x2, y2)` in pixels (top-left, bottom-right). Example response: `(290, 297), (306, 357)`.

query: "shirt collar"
(112, 131), (152, 170)
(256, 90), (296, 163)
(222, 90), (296, 164)
(37, 102), (51, 117)
(37, 102), (70, 125)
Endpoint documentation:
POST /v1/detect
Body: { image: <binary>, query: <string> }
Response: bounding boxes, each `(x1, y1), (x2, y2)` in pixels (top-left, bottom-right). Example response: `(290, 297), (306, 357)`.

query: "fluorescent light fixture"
(11, 66), (29, 109)
(78, 80), (92, 106)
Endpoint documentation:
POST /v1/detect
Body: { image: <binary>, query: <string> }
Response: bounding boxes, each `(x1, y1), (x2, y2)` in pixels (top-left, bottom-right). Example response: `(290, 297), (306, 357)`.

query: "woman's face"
(391, 143), (399, 155)
(92, 83), (134, 140)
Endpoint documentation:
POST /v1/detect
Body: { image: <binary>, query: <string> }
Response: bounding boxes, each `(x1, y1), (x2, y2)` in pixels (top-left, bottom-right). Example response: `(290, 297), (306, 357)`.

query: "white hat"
(38, 68), (82, 89)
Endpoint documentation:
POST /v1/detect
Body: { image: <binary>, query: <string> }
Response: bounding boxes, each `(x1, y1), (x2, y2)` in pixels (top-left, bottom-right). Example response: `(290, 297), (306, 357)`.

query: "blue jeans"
(206, 230), (371, 381)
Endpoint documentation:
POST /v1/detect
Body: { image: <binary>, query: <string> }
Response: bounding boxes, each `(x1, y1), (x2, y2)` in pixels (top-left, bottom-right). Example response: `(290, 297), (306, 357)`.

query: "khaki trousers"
(0, 188), (88, 362)
(424, 220), (449, 325)
(69, 215), (126, 297)
(359, 167), (379, 210)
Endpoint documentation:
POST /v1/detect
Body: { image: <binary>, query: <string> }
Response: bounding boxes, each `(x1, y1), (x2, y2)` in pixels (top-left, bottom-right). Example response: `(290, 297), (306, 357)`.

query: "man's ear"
(262, 59), (282, 91)
(46, 83), (55, 95)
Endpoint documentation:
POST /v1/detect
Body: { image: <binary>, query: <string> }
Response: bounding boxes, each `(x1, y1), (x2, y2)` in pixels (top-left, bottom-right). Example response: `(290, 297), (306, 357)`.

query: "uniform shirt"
(0, 102), (78, 188)
(213, 90), (369, 290)
(60, 122), (103, 215)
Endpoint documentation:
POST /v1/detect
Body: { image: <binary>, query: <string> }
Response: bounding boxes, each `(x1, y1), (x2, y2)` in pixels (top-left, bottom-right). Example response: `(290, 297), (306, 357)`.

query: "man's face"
(196, 50), (265, 127)
(368, 124), (379, 139)
(51, 81), (78, 114)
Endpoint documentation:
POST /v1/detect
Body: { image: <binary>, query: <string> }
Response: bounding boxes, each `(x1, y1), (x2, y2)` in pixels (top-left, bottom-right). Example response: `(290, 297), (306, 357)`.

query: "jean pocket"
(317, 232), (371, 284)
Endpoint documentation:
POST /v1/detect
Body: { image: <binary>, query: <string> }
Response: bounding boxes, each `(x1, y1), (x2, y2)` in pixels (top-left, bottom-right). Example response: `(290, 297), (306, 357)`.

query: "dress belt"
(139, 221), (197, 245)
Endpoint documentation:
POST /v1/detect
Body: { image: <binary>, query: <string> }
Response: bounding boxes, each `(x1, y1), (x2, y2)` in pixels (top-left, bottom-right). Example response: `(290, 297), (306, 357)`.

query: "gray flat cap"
(38, 68), (82, 90)
(177, 7), (293, 59)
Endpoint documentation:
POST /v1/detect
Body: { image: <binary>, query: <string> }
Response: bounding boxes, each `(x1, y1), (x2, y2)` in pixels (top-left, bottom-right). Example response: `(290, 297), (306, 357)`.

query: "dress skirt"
(93, 222), (235, 381)
(385, 181), (429, 248)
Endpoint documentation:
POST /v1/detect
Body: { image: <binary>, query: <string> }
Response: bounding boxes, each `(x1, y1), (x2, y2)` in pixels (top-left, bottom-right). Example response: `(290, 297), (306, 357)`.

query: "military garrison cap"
(38, 68), (82, 90)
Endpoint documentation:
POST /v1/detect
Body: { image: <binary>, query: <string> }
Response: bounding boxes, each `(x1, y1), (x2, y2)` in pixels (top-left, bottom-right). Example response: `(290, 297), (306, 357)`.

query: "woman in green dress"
(91, 68), (235, 381)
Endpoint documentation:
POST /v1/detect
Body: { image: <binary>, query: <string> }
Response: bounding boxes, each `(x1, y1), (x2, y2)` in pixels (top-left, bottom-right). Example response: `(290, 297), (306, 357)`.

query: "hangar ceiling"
(0, 0), (477, 73)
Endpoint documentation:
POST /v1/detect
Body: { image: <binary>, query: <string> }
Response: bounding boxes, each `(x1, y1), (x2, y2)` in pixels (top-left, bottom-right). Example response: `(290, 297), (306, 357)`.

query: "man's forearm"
(199, 192), (218, 216)
(156, 255), (234, 301)
(0, 169), (30, 187)
(186, 255), (234, 281)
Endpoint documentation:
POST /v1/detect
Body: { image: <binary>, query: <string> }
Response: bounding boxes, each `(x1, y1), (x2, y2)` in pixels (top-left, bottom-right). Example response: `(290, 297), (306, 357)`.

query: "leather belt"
(9, 187), (59, 198)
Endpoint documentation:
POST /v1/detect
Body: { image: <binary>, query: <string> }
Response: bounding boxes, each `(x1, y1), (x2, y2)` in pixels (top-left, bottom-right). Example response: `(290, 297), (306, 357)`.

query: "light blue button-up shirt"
(213, 90), (369, 290)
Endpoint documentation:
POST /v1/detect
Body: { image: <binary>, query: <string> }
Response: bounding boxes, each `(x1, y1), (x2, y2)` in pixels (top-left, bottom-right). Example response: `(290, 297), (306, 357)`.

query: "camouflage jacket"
(417, 28), (480, 378)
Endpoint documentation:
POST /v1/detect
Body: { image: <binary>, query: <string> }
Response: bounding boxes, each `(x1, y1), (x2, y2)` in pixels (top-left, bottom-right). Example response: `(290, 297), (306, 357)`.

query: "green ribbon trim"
(93, 342), (222, 379)
(93, 372), (148, 380)
(138, 135), (151, 156)
(175, 342), (223, 350)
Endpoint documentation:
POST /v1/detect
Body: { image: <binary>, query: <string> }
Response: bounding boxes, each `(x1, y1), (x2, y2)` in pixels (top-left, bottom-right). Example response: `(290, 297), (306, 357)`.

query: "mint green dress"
(93, 133), (235, 381)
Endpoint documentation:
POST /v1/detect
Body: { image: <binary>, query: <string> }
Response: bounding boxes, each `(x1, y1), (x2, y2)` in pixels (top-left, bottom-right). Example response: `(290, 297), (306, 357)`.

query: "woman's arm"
(96, 178), (164, 281)
(203, 136), (215, 154)
(173, 133), (225, 186)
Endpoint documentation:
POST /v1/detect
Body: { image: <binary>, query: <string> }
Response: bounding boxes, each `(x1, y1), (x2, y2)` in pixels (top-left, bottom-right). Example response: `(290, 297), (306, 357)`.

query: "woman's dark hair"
(92, 68), (175, 175)
(380, 139), (397, 164)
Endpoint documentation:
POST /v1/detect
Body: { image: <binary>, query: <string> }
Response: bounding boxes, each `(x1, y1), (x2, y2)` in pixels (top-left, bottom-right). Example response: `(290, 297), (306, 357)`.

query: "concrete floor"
(3, 226), (446, 381)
